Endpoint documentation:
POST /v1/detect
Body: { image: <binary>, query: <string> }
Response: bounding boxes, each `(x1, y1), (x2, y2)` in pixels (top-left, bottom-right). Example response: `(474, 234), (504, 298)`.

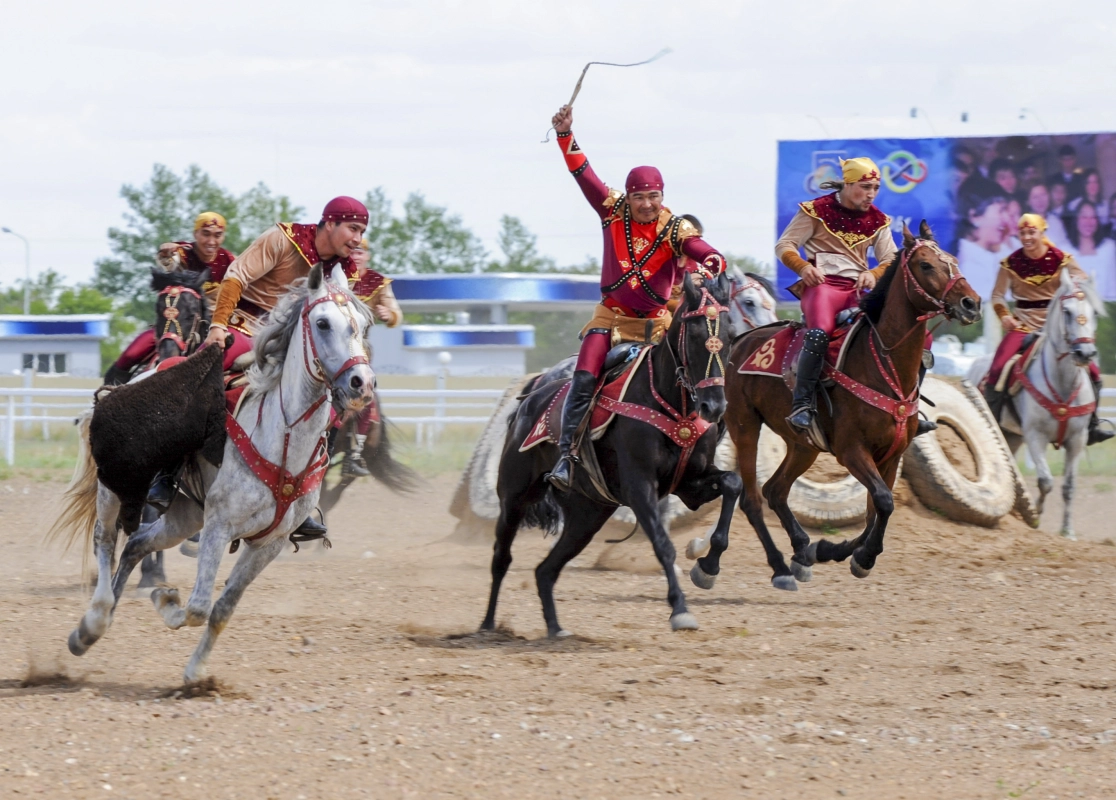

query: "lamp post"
(1, 227), (30, 314)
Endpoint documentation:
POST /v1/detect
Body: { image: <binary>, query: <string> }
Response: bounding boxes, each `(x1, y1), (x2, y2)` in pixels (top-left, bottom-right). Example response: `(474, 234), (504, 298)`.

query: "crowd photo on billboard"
(775, 132), (1116, 302)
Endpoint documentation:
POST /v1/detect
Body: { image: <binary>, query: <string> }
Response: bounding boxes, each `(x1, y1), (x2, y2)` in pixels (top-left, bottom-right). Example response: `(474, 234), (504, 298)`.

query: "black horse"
(481, 273), (743, 637)
(102, 267), (212, 587)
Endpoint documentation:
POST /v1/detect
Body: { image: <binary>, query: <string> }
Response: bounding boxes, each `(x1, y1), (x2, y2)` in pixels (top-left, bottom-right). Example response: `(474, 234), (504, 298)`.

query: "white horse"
(968, 269), (1106, 539)
(725, 266), (779, 334)
(54, 264), (375, 681)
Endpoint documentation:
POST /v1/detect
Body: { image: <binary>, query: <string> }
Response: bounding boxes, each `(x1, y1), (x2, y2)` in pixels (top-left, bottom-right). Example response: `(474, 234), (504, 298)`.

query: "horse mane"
(744, 272), (776, 300)
(248, 277), (374, 395)
(858, 250), (903, 324)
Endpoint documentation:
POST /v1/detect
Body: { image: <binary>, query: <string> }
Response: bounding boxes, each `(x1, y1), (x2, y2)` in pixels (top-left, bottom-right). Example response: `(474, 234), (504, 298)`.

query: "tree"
(486, 215), (556, 272)
(364, 190), (487, 274)
(93, 164), (301, 318)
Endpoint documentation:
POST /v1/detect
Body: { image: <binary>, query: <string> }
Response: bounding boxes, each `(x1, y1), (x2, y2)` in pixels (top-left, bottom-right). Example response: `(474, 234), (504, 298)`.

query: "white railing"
(0, 386), (507, 465)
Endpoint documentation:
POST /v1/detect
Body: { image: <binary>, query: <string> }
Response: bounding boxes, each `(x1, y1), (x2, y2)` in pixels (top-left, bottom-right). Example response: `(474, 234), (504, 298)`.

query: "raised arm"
(553, 105), (612, 219)
(680, 237), (727, 278)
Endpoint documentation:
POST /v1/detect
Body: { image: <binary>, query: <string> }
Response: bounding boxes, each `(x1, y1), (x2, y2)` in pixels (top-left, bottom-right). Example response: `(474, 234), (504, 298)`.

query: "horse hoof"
(67, 629), (89, 657)
(771, 575), (798, 592)
(670, 612), (699, 631)
(790, 559), (813, 583)
(849, 556), (872, 579)
(689, 563), (716, 590)
(805, 540), (819, 565)
(685, 537), (710, 560)
(179, 540), (199, 558)
(554, 629), (573, 639)
(1059, 530), (1077, 541)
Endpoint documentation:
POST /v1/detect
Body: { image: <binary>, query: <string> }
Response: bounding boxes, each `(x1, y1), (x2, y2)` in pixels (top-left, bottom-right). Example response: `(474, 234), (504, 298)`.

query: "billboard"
(776, 133), (1116, 301)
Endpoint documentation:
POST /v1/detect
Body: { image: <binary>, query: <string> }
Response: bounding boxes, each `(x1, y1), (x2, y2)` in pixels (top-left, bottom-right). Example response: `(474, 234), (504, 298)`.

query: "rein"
(231, 283), (371, 543)
(875, 240), (965, 352)
(157, 285), (205, 355)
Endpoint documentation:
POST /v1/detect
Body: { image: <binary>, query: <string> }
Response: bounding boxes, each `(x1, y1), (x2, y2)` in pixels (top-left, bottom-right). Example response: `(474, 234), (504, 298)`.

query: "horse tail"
(46, 408), (99, 557)
(366, 419), (422, 494)
(522, 485), (563, 537)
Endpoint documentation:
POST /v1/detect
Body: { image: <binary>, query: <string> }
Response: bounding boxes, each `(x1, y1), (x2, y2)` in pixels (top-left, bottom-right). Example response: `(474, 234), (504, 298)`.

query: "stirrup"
(1088, 418), (1115, 446)
(786, 406), (814, 433)
(546, 454), (577, 491)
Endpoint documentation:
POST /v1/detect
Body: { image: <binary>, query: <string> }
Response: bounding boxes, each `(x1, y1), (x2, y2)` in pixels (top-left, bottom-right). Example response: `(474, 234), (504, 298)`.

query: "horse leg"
(1059, 430), (1085, 540)
(137, 504), (166, 589)
(840, 451), (900, 578)
(626, 486), (698, 631)
(183, 535), (286, 683)
(1023, 428), (1053, 519)
(677, 469), (743, 591)
(115, 500), (204, 603)
(535, 501), (615, 638)
(152, 517), (231, 631)
(68, 485), (122, 656)
(762, 442), (819, 583)
(480, 502), (527, 632)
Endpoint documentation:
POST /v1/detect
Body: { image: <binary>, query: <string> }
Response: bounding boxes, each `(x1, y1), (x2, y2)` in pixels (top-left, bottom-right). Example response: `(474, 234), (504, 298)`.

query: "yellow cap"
(194, 211), (227, 232)
(1018, 213), (1047, 231)
(840, 157), (881, 184)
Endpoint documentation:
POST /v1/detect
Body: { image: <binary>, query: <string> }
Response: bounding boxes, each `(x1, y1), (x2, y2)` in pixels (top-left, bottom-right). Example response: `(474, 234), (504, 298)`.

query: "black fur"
(90, 344), (225, 535)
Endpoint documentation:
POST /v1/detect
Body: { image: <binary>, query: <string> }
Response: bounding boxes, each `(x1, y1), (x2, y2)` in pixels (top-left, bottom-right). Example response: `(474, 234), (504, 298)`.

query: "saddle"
(736, 316), (864, 389)
(993, 333), (1041, 395)
(520, 345), (651, 452)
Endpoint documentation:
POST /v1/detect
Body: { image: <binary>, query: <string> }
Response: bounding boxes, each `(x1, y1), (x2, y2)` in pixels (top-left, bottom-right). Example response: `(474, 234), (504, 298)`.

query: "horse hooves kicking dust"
(690, 563), (716, 590)
(771, 575), (798, 592)
(669, 612), (699, 631)
(849, 556), (873, 579)
(790, 558), (813, 582)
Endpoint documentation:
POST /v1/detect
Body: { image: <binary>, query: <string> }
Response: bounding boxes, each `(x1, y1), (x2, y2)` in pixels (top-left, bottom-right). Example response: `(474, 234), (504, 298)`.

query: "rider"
(776, 158), (937, 436)
(546, 104), (727, 492)
(985, 213), (1113, 445)
(110, 212), (235, 374)
(342, 238), (403, 477)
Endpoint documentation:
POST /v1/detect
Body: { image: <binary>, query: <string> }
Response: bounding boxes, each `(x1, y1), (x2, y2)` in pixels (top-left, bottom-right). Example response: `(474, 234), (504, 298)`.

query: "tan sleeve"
(1062, 254), (1089, 282)
(370, 281), (403, 328)
(990, 261), (1012, 324)
(775, 210), (815, 274)
(225, 226), (291, 288)
(870, 224), (899, 279)
(211, 277), (244, 329)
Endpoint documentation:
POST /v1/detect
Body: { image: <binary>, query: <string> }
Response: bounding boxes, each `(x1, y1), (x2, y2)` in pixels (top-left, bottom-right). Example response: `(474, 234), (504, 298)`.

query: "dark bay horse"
(713, 223), (981, 589)
(481, 273), (743, 637)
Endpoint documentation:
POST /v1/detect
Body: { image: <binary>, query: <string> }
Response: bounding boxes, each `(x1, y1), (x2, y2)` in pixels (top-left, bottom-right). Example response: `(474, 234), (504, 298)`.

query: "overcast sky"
(2, 0), (1115, 285)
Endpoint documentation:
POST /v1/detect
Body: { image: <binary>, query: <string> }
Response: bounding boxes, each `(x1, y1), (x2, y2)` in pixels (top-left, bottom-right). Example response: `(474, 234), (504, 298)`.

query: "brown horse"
(702, 222), (981, 590)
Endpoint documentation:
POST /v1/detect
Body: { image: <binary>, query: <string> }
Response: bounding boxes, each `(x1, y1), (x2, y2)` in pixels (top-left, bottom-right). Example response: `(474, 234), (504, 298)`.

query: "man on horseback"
(984, 213), (1113, 445)
(546, 104), (727, 491)
(776, 158), (937, 437)
(110, 212), (236, 375)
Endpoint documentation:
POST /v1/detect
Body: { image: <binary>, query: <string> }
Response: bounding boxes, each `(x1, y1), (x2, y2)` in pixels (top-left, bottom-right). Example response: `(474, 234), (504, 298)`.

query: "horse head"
(1052, 268), (1105, 367)
(150, 267), (211, 362)
(727, 266), (778, 332)
(301, 263), (377, 412)
(675, 271), (732, 423)
(900, 221), (982, 326)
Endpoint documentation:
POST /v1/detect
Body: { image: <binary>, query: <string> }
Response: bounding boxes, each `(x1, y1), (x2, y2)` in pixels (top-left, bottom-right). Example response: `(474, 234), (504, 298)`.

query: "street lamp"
(1, 227), (30, 314)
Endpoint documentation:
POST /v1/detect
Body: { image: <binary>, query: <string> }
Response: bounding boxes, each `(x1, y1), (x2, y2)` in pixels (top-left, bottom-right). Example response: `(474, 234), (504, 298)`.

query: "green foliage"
(363, 190), (486, 274)
(1097, 302), (1116, 373)
(93, 164), (302, 318)
(724, 252), (773, 278)
(508, 310), (585, 371)
(486, 215), (556, 272)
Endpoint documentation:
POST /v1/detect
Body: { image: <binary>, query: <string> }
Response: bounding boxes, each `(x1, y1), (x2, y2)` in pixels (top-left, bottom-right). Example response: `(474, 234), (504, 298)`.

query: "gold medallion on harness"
(1076, 291), (1086, 300)
(282, 483), (295, 497)
(705, 305), (718, 320)
(1077, 315), (1088, 326)
(705, 336), (723, 354)
(898, 404), (906, 416)
(163, 307), (179, 320)
(678, 426), (692, 440)
(1057, 407), (1067, 417)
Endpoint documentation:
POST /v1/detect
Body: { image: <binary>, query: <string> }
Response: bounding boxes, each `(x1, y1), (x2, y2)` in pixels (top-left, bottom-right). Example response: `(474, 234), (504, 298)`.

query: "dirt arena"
(2, 470), (1115, 799)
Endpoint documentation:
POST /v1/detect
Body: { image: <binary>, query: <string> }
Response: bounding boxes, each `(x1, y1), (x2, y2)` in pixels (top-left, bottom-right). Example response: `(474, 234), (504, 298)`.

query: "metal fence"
(2, 385), (1115, 466)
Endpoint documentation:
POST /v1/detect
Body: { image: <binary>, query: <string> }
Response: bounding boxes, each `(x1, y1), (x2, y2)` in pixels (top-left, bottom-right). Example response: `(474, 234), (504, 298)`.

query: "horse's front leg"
(1023, 427), (1054, 519)
(838, 450), (900, 579)
(115, 500), (204, 602)
(762, 441), (819, 584)
(184, 535), (286, 683)
(627, 484), (697, 631)
(678, 468), (743, 591)
(1059, 428), (1086, 540)
(68, 486), (122, 656)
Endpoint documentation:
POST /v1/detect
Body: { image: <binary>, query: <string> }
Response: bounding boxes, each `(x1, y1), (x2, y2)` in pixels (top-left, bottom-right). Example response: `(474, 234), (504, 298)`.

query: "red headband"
(626, 166), (664, 194)
(321, 196), (369, 225)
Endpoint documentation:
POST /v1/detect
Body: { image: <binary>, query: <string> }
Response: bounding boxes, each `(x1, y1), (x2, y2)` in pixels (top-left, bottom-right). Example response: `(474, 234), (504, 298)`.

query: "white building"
(0, 314), (111, 377)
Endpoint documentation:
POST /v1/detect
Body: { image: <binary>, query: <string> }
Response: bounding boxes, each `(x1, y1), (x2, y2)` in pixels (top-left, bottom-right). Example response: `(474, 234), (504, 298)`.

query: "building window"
(21, 353), (70, 374)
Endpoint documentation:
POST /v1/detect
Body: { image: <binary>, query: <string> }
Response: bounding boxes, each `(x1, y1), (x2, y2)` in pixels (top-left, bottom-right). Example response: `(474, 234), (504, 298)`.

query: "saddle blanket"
(736, 319), (859, 386)
(519, 347), (649, 452)
(992, 336), (1042, 395)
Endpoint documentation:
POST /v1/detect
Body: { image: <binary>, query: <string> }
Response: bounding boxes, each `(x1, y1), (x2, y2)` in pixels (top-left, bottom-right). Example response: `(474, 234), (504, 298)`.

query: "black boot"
(1088, 376), (1115, 446)
(915, 358), (938, 437)
(147, 469), (178, 511)
(786, 328), (828, 433)
(342, 433), (371, 477)
(292, 514), (328, 539)
(546, 370), (598, 492)
(983, 382), (1005, 423)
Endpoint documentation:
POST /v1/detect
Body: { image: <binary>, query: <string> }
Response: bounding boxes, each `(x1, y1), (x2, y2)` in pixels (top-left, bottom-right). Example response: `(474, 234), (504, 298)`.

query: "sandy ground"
(2, 470), (1116, 800)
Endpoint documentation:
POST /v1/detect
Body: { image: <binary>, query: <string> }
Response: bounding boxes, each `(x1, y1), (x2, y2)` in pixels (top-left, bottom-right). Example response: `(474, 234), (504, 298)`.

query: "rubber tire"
(903, 376), (1016, 527)
(465, 376), (537, 521)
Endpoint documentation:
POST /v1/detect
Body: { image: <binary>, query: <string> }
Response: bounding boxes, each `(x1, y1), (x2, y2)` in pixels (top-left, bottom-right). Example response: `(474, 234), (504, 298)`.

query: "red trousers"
(574, 331), (611, 377)
(989, 329), (1100, 386)
(114, 328), (157, 371)
(222, 330), (253, 372)
(800, 275), (860, 336)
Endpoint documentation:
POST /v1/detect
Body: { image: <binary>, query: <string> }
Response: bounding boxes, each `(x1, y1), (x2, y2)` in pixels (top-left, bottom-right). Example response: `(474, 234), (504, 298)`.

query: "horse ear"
(308, 263), (324, 293)
(901, 222), (916, 249)
(919, 219), (935, 241)
(193, 267), (211, 289)
(330, 264), (347, 287)
(683, 271), (702, 305)
(150, 268), (171, 292)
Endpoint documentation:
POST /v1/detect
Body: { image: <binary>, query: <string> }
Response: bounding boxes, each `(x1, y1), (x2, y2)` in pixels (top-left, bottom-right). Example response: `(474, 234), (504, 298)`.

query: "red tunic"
(277, 223), (386, 303)
(172, 242), (235, 282)
(557, 131), (725, 316)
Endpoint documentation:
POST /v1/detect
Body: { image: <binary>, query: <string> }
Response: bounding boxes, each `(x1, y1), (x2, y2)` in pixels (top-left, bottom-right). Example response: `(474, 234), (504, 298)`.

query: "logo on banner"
(880, 150), (929, 194)
(804, 150), (846, 193)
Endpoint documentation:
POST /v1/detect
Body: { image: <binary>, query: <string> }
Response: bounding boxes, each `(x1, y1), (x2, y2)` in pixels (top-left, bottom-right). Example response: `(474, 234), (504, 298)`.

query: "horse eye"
(919, 261), (933, 271)
(316, 318), (330, 331)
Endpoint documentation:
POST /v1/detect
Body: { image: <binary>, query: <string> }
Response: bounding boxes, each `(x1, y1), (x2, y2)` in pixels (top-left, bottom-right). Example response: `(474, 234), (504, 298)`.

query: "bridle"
(675, 286), (731, 395)
(729, 276), (773, 331)
(1053, 287), (1096, 360)
(156, 285), (206, 355)
(300, 286), (372, 387)
(875, 239), (967, 352)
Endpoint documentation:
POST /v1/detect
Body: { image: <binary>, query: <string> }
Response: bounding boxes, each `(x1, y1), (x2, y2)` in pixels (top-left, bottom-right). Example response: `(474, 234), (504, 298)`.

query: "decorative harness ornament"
(227, 283), (371, 544)
(157, 285), (205, 356)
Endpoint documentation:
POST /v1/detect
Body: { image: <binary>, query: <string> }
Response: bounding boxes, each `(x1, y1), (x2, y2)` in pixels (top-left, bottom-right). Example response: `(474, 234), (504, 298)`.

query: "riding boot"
(343, 433), (371, 477)
(983, 382), (1005, 423)
(1088, 376), (1115, 446)
(546, 370), (598, 492)
(914, 357), (938, 437)
(147, 467), (179, 511)
(786, 328), (828, 433)
(292, 514), (328, 539)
